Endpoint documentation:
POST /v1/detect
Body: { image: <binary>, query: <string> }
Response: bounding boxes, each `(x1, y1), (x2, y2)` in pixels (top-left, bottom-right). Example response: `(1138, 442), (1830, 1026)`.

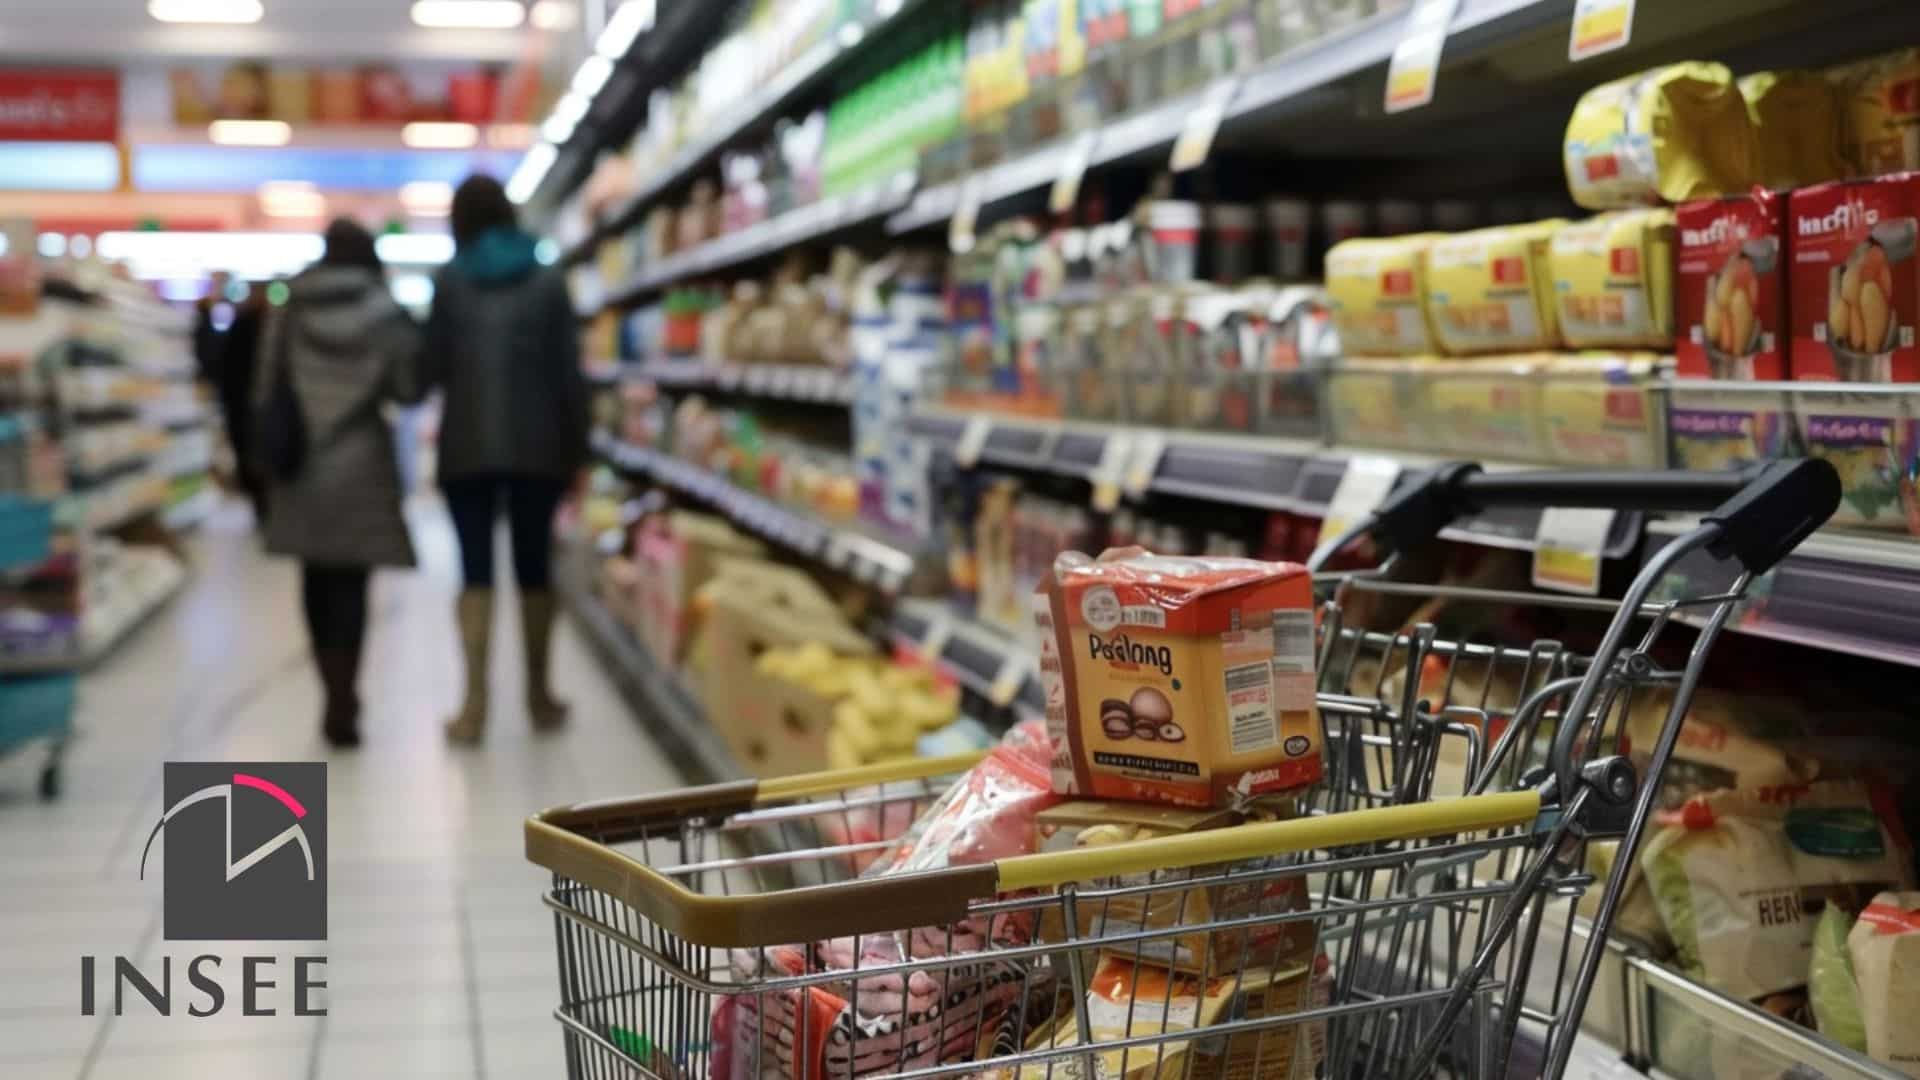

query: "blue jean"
(441, 474), (565, 589)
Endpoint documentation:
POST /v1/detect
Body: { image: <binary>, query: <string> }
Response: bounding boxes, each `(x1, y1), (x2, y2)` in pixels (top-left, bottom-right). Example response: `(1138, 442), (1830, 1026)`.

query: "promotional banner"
(0, 69), (120, 143)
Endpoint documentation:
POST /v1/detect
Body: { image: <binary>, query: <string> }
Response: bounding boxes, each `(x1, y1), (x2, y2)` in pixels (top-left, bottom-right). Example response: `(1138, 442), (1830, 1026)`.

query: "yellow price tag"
(1569, 0), (1635, 62)
(1383, 0), (1459, 115)
(1169, 78), (1239, 173)
(1050, 130), (1098, 215)
(989, 653), (1030, 708)
(1314, 456), (1400, 562)
(1532, 507), (1616, 596)
(949, 176), (982, 255)
(1088, 433), (1133, 512)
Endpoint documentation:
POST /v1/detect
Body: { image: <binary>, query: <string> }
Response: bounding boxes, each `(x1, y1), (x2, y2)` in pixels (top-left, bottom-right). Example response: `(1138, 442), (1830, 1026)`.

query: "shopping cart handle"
(1369, 459), (1839, 575)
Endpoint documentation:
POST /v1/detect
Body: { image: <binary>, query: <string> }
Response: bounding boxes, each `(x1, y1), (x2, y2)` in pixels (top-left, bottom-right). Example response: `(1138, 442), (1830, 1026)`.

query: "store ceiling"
(0, 0), (573, 64)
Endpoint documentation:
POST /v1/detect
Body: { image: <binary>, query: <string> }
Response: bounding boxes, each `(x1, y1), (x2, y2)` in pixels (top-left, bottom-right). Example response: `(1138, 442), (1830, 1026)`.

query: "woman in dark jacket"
(425, 175), (588, 742)
(255, 220), (425, 746)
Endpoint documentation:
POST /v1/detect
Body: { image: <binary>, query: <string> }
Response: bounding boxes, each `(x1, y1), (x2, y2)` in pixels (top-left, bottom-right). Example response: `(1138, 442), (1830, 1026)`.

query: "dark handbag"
(259, 305), (308, 481)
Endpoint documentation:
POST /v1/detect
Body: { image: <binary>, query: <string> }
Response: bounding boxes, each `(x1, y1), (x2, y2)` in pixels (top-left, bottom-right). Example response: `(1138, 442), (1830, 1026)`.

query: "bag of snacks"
(1850, 891), (1920, 1076)
(1550, 210), (1676, 349)
(1564, 62), (1758, 210)
(1831, 48), (1920, 176)
(1739, 71), (1850, 189)
(1325, 236), (1439, 355)
(1810, 903), (1869, 1054)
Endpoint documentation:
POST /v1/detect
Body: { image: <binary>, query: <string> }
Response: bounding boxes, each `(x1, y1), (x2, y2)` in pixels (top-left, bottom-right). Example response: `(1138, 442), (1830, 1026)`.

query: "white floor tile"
(315, 1030), (476, 1079)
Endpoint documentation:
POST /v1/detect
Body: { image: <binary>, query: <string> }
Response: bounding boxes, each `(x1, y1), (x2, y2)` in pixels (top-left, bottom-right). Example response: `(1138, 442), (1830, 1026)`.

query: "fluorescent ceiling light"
(38, 234), (67, 258)
(594, 0), (654, 58)
(402, 121), (479, 149)
(95, 231), (326, 280)
(375, 233), (455, 265)
(391, 274), (435, 308)
(506, 142), (557, 203)
(148, 0), (263, 23)
(410, 0), (526, 29)
(541, 93), (588, 145)
(571, 55), (614, 98)
(400, 180), (454, 216)
(258, 180), (326, 218)
(486, 124), (535, 149)
(529, 0), (576, 30)
(209, 120), (291, 146)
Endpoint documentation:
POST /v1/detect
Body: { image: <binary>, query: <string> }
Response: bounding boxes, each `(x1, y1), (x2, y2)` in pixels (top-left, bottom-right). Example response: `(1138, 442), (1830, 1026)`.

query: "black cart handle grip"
(1369, 460), (1840, 576)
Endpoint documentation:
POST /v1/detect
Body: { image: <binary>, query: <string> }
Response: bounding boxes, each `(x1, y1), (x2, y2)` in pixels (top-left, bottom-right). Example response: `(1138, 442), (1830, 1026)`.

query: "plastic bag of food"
(1639, 779), (1914, 1001)
(1325, 235), (1439, 355)
(1565, 62), (1757, 210)
(1850, 891), (1920, 1076)
(1550, 209), (1676, 348)
(1810, 903), (1869, 1053)
(1425, 221), (1564, 354)
(1831, 48), (1920, 176)
(1739, 71), (1850, 189)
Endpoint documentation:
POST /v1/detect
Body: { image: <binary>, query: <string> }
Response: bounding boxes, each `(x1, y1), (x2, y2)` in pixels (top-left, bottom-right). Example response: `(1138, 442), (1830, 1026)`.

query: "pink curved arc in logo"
(234, 772), (307, 819)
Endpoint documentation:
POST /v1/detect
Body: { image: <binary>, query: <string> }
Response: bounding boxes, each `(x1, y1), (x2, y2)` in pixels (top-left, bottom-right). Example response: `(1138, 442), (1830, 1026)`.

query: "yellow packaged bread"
(1565, 62), (1758, 210)
(1326, 357), (1434, 451)
(1424, 354), (1548, 461)
(1425, 222), (1564, 353)
(1830, 48), (1920, 176)
(1540, 352), (1666, 467)
(1325, 235), (1439, 355)
(1739, 70), (1850, 189)
(1551, 210), (1676, 349)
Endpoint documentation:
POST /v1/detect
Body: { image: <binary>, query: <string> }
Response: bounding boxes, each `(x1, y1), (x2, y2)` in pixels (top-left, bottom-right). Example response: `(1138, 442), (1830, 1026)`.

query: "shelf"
(592, 432), (927, 595)
(630, 360), (855, 406)
(909, 409), (1643, 558)
(598, 170), (918, 309)
(0, 546), (184, 675)
(889, 599), (1044, 715)
(1645, 521), (1920, 670)
(553, 543), (743, 786)
(565, 0), (933, 265)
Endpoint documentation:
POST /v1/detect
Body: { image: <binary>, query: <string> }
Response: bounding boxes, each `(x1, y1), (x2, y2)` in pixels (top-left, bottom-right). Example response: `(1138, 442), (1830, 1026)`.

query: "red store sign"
(0, 69), (120, 143)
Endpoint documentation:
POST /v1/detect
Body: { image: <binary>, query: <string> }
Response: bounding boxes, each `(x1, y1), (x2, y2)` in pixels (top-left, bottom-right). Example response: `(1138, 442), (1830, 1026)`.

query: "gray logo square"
(142, 763), (327, 941)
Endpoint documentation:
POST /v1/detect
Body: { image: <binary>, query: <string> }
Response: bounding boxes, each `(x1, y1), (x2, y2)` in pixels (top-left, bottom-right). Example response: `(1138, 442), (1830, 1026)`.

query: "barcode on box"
(1224, 661), (1277, 754)
(1271, 610), (1317, 675)
(1122, 605), (1166, 628)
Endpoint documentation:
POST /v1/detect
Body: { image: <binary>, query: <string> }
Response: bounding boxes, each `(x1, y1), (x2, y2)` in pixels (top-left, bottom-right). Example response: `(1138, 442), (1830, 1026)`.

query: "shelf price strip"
(1384, 0), (1461, 114)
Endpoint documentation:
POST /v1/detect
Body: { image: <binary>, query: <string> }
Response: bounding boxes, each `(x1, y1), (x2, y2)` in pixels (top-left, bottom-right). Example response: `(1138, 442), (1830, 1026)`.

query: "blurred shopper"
(256, 220), (424, 748)
(219, 282), (272, 521)
(425, 175), (587, 743)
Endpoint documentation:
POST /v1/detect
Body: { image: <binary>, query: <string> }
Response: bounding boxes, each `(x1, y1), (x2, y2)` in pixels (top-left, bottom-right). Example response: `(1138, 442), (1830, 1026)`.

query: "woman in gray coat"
(256, 220), (424, 747)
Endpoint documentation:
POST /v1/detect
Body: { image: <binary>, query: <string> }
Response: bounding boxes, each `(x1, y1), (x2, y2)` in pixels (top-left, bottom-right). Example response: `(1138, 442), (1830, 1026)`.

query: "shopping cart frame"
(528, 458), (1839, 1080)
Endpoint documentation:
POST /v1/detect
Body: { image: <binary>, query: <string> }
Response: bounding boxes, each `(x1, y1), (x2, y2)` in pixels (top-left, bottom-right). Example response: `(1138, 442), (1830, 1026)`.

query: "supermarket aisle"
(0, 498), (685, 1080)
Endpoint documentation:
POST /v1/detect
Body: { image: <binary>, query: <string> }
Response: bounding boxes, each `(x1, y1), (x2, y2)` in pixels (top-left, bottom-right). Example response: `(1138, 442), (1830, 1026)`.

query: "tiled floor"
(0, 498), (686, 1078)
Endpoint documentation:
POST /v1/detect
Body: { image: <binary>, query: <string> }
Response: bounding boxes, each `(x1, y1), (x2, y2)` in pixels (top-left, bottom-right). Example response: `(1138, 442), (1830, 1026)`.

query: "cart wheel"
(39, 765), (60, 800)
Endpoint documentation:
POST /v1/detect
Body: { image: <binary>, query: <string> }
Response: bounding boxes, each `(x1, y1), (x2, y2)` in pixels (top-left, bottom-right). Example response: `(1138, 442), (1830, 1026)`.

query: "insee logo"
(141, 762), (327, 940)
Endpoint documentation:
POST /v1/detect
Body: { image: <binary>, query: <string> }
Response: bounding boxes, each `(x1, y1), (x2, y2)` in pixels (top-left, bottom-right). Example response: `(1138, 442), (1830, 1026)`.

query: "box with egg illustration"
(1789, 173), (1920, 382)
(1035, 552), (1322, 809)
(1676, 191), (1786, 379)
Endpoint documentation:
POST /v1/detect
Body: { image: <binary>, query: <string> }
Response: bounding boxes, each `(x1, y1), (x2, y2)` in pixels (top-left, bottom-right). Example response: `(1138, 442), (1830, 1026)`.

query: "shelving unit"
(596, 358), (856, 405)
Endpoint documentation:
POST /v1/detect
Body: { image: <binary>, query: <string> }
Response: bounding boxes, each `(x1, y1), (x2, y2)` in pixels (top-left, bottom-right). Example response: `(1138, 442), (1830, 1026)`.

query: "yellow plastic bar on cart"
(756, 752), (988, 803)
(994, 790), (1543, 892)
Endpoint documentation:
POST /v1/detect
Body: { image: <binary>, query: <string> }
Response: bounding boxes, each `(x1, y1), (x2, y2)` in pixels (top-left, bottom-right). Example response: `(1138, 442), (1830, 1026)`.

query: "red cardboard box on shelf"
(1676, 190), (1787, 380)
(1789, 173), (1920, 382)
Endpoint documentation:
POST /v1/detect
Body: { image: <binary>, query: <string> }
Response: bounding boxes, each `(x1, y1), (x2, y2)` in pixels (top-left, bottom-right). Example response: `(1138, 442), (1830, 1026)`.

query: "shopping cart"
(527, 459), (1840, 1080)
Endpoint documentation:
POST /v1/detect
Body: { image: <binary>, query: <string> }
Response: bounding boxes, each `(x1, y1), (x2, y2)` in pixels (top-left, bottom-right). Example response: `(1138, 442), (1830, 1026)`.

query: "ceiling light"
(529, 0), (576, 30)
(38, 234), (67, 259)
(375, 233), (455, 265)
(402, 121), (479, 149)
(594, 0), (654, 59)
(148, 0), (263, 23)
(258, 180), (326, 218)
(209, 119), (291, 146)
(506, 142), (557, 204)
(571, 55), (614, 98)
(486, 124), (535, 149)
(400, 180), (454, 216)
(410, 0), (526, 29)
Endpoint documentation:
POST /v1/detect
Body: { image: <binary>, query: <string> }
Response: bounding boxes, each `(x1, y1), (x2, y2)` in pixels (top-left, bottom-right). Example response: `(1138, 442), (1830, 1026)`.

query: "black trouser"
(301, 564), (369, 657)
(442, 474), (566, 588)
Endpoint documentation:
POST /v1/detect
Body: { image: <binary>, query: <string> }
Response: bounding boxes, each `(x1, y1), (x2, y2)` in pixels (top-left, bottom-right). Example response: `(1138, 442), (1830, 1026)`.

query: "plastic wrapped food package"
(1564, 62), (1757, 210)
(1739, 70), (1850, 190)
(1550, 210), (1676, 350)
(1325, 235), (1439, 356)
(1424, 221), (1564, 355)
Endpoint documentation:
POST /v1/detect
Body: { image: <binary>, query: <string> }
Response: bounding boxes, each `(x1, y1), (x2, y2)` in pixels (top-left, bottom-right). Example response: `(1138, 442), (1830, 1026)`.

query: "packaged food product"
(1376, 198), (1422, 236)
(1667, 384), (1793, 473)
(1034, 551), (1322, 809)
(1145, 200), (1204, 284)
(1424, 355), (1547, 461)
(1264, 198), (1311, 280)
(1425, 222), (1563, 354)
(1320, 199), (1369, 248)
(1810, 903), (1869, 1054)
(1207, 203), (1257, 283)
(1620, 688), (1820, 812)
(1258, 286), (1338, 438)
(1676, 191), (1787, 379)
(1639, 780), (1915, 1002)
(1830, 48), (1920, 177)
(1791, 388), (1920, 532)
(1550, 209), (1676, 349)
(1564, 62), (1757, 210)
(1180, 289), (1261, 431)
(1849, 890), (1920, 1076)
(1327, 357), (1432, 451)
(1739, 71), (1849, 189)
(1540, 353), (1665, 467)
(1787, 174), (1920, 382)
(1581, 839), (1674, 957)
(1325, 235), (1439, 355)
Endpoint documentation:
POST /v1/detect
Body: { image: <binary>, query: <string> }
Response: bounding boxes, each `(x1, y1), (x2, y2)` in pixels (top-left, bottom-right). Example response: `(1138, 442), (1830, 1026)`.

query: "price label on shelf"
(1533, 507), (1616, 596)
(1050, 130), (1099, 214)
(953, 415), (993, 468)
(1088, 432), (1134, 512)
(1313, 456), (1401, 562)
(950, 176), (983, 255)
(988, 652), (1032, 709)
(1123, 431), (1168, 500)
(916, 610), (954, 663)
(1170, 77), (1240, 173)
(1568, 0), (1635, 61)
(1383, 0), (1461, 114)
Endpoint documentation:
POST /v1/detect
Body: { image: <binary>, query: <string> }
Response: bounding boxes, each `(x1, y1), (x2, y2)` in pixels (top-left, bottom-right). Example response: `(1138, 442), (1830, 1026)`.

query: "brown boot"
(519, 589), (569, 731)
(446, 589), (491, 744)
(316, 648), (361, 748)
